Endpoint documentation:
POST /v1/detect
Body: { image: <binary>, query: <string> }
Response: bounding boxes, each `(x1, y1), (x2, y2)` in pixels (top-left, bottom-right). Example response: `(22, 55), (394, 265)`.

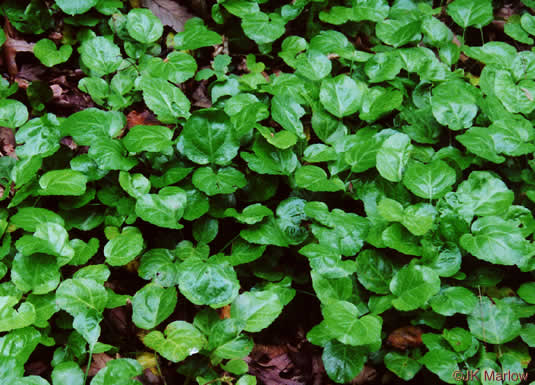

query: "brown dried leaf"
(141, 0), (193, 32)
(127, 110), (161, 128)
(87, 353), (114, 377)
(0, 127), (16, 157)
(387, 326), (423, 350)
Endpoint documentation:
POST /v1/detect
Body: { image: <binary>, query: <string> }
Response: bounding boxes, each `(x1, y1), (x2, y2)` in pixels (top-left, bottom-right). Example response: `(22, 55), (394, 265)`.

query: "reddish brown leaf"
(387, 326), (423, 350)
(127, 110), (161, 128)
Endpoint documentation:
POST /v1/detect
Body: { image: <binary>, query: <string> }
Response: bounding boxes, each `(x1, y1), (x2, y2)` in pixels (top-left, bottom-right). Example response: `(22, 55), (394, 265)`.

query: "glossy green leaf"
(126, 8), (163, 44)
(132, 283), (177, 329)
(143, 321), (207, 362)
(33, 39), (72, 67)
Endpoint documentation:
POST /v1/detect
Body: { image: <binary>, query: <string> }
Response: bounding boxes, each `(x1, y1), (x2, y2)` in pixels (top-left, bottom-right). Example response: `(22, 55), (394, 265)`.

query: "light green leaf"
(126, 8), (163, 44)
(419, 350), (461, 384)
(139, 249), (179, 287)
(355, 249), (396, 294)
(319, 74), (367, 118)
(323, 300), (382, 346)
(178, 109), (238, 165)
(174, 18), (222, 50)
(132, 283), (177, 329)
(390, 264), (441, 311)
(123, 125), (173, 153)
(104, 227), (144, 266)
(241, 12), (285, 45)
(0, 99), (29, 128)
(447, 0), (493, 28)
(376, 132), (412, 182)
(431, 79), (478, 130)
(11, 253), (60, 295)
(0, 297), (36, 332)
(192, 167), (247, 196)
(10, 207), (64, 232)
(144, 321), (206, 362)
(460, 216), (532, 267)
(384, 352), (421, 381)
(52, 361), (84, 385)
(135, 187), (187, 229)
(467, 297), (521, 344)
(33, 39), (72, 67)
(295, 50), (332, 81)
(55, 0), (98, 15)
(429, 286), (478, 316)
(140, 77), (190, 123)
(39, 170), (87, 196)
(271, 95), (305, 139)
(518, 283), (535, 304)
(79, 37), (122, 76)
(61, 108), (125, 146)
(295, 166), (345, 192)
(178, 257), (239, 307)
(322, 341), (367, 384)
(402, 160), (456, 200)
(231, 290), (284, 332)
(90, 358), (142, 385)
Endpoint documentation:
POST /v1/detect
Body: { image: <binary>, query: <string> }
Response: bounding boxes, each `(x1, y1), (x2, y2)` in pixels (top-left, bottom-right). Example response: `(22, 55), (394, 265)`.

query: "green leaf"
(319, 74), (367, 118)
(15, 114), (61, 159)
(118, 172), (150, 199)
(79, 37), (122, 76)
(56, 278), (107, 316)
(311, 271), (352, 303)
(360, 86), (403, 122)
(11, 253), (60, 294)
(429, 287), (478, 316)
(520, 323), (535, 346)
(305, 201), (369, 256)
(135, 187), (187, 229)
(419, 350), (460, 384)
(452, 171), (514, 221)
(431, 79), (478, 131)
(384, 352), (421, 381)
(224, 204), (273, 225)
(178, 257), (239, 307)
(241, 138), (298, 175)
(178, 109), (238, 165)
(241, 12), (285, 45)
(447, 0), (493, 28)
(10, 207), (64, 232)
(390, 264), (441, 311)
(460, 216), (532, 267)
(192, 167), (247, 196)
(103, 227), (144, 266)
(323, 300), (382, 346)
(90, 358), (142, 385)
(166, 52), (197, 83)
(518, 283), (535, 304)
(143, 321), (207, 362)
(139, 249), (179, 287)
(295, 166), (345, 192)
(494, 70), (535, 114)
(174, 18), (222, 50)
(322, 341), (367, 384)
(0, 99), (28, 128)
(39, 170), (87, 196)
(376, 19), (421, 48)
(33, 39), (72, 67)
(140, 77), (190, 123)
(467, 297), (521, 344)
(402, 160), (456, 200)
(355, 249), (396, 294)
(295, 50), (332, 81)
(365, 52), (402, 83)
(55, 0), (98, 15)
(376, 132), (412, 182)
(51, 361), (84, 385)
(132, 283), (177, 329)
(88, 139), (137, 171)
(402, 203), (436, 236)
(123, 125), (173, 153)
(192, 217), (218, 244)
(0, 297), (36, 332)
(505, 15), (534, 44)
(126, 8), (163, 44)
(271, 95), (305, 139)
(231, 290), (284, 332)
(61, 108), (125, 146)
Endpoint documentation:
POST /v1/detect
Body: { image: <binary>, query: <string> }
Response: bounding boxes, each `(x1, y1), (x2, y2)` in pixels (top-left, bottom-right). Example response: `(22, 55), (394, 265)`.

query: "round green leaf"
(143, 321), (207, 362)
(126, 8), (163, 44)
(132, 283), (177, 329)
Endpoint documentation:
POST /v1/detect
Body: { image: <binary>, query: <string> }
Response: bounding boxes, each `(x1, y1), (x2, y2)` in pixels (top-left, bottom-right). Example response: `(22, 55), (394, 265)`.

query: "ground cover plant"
(1, 0), (535, 384)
